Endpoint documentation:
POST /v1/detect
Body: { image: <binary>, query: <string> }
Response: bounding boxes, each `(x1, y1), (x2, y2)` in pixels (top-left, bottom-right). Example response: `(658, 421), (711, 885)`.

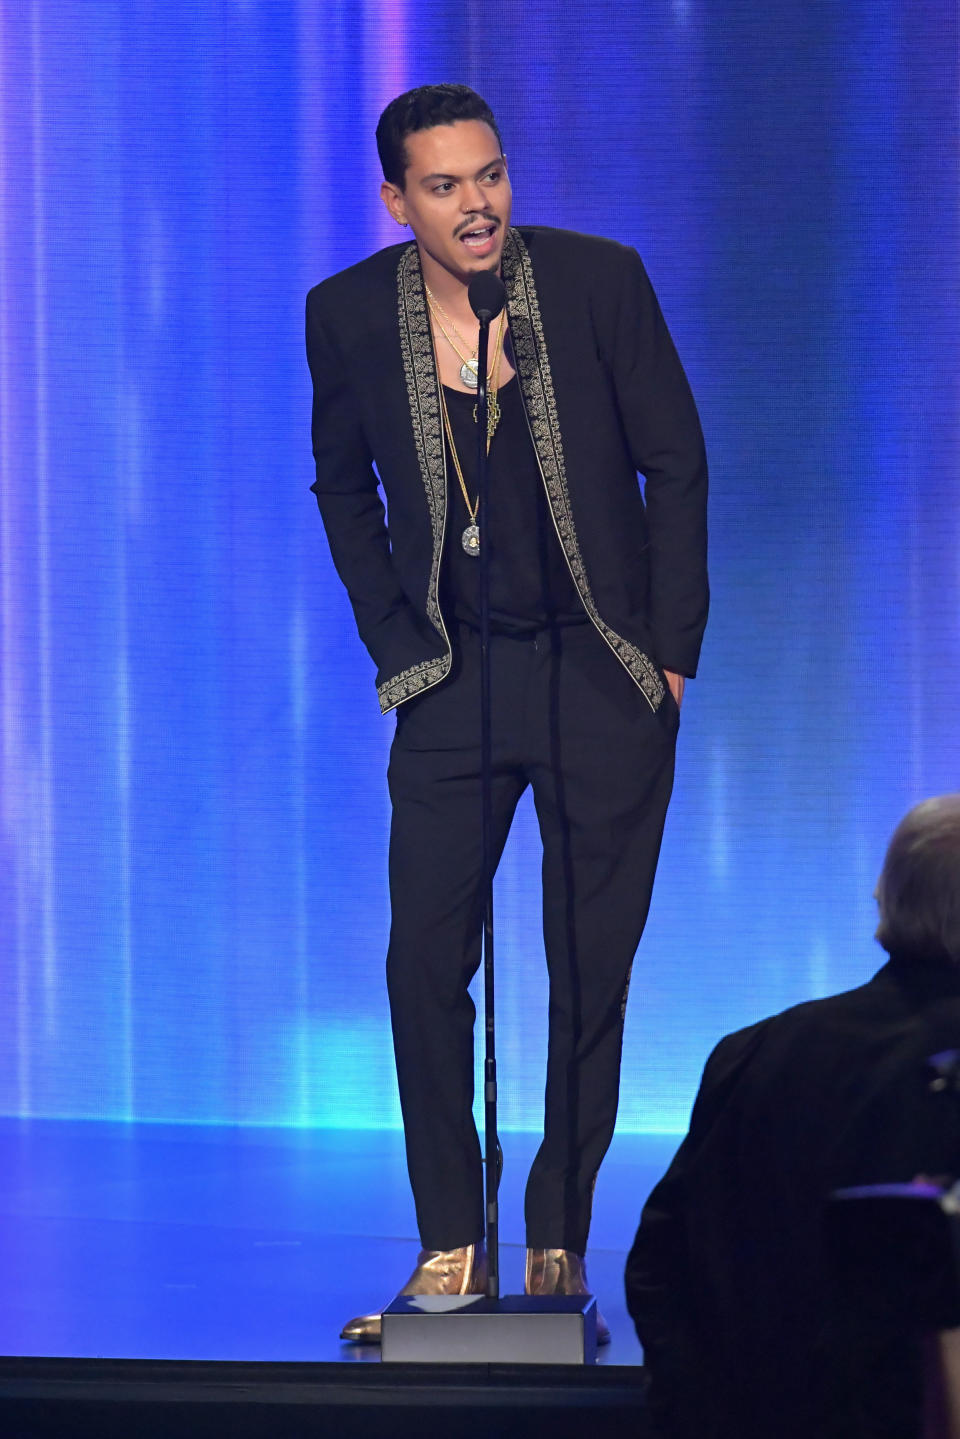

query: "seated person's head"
(876, 795), (960, 967)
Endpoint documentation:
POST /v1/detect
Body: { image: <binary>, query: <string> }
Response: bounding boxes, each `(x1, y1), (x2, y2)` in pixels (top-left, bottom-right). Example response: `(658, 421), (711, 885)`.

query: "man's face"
(381, 120), (512, 285)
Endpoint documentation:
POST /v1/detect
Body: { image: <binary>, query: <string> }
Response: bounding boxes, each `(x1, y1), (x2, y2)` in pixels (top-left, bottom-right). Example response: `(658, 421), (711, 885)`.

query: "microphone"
(468, 271), (506, 325)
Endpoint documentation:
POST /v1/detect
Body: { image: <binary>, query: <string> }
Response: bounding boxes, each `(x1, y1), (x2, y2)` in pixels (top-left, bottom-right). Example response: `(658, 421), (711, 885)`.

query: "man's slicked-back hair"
(875, 794), (960, 965)
(376, 84), (503, 190)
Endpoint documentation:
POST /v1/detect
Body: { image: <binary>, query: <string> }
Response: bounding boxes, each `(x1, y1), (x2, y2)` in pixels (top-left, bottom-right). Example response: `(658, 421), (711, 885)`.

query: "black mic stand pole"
(473, 301), (499, 1302)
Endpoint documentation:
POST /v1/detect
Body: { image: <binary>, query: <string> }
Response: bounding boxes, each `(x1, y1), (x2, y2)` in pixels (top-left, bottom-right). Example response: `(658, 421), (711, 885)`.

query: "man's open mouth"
(459, 223), (498, 250)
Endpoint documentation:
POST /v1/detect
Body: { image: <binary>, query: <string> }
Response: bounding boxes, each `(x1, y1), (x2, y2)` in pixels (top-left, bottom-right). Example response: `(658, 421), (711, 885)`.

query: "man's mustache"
(453, 215), (499, 238)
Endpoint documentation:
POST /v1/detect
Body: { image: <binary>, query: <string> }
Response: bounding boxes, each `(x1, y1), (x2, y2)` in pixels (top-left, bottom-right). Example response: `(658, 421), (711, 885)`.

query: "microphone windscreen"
(468, 271), (506, 323)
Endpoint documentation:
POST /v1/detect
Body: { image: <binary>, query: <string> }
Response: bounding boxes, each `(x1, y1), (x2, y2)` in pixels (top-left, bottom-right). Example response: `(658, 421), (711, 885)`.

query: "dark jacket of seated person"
(626, 795), (960, 1439)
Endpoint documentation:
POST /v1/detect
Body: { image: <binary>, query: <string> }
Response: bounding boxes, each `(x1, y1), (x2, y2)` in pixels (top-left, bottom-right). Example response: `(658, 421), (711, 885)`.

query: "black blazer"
(626, 957), (960, 1438)
(306, 226), (708, 714)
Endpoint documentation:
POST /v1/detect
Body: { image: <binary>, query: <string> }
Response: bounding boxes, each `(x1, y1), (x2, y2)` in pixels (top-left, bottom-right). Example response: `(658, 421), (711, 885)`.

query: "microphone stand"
(474, 305), (499, 1301)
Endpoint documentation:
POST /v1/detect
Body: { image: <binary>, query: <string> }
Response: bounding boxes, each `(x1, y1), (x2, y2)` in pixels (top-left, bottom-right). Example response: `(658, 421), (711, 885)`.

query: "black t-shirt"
(440, 376), (586, 633)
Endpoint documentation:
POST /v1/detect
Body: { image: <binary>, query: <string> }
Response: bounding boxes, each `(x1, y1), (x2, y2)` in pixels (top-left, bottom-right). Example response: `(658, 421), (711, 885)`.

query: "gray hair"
(875, 794), (960, 964)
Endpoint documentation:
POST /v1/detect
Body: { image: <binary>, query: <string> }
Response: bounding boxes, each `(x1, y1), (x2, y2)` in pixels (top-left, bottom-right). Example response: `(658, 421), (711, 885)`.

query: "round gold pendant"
(462, 523), (480, 556)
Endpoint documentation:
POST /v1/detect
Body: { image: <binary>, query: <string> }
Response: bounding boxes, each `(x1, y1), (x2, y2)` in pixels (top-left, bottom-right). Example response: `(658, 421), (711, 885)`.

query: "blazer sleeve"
(609, 250), (709, 678)
(306, 287), (430, 679)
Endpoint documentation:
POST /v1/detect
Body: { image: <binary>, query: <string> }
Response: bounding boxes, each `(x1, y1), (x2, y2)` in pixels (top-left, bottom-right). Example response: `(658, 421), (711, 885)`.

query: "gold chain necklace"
(426, 291), (506, 445)
(425, 284), (503, 391)
(434, 317), (506, 558)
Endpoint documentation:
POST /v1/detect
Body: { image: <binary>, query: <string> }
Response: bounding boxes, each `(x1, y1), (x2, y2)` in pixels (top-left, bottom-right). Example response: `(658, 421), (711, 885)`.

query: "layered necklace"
(425, 284), (497, 390)
(426, 287), (507, 557)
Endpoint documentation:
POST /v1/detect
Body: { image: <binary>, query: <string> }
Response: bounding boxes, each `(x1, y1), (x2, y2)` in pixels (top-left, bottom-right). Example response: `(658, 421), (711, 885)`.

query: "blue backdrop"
(1, 0), (957, 1133)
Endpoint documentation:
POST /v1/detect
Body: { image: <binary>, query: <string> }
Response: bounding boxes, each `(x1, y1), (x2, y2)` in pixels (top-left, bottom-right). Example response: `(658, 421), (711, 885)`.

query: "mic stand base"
(380, 1293), (598, 1365)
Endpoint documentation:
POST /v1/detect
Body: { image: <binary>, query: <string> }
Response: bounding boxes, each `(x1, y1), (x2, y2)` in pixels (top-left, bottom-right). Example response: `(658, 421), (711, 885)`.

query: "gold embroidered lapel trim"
(379, 245), (452, 714)
(502, 229), (666, 713)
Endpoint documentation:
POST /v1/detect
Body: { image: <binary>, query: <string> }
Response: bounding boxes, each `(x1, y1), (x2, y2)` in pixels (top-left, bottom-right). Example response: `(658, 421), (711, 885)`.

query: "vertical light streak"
(297, 0), (328, 263)
(116, 649), (134, 1117)
(807, 938), (829, 1001)
(0, 12), (8, 773)
(904, 425), (924, 799)
(290, 607), (309, 1123)
(296, 0), (328, 1124)
(708, 743), (729, 883)
(364, 0), (408, 252)
(0, 4), (33, 1115)
(115, 381), (142, 1120)
(31, 3), (58, 1054)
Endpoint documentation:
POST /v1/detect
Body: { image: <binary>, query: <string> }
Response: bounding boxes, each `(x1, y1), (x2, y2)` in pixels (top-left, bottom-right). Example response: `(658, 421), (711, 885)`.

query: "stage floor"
(0, 1120), (681, 1367)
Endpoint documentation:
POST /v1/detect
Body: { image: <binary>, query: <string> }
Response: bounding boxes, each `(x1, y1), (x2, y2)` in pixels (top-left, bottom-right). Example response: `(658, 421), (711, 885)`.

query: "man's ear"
(380, 180), (407, 227)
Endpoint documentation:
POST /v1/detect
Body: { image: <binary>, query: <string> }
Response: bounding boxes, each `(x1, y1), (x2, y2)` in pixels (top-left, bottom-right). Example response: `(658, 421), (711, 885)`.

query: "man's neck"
(417, 247), (501, 321)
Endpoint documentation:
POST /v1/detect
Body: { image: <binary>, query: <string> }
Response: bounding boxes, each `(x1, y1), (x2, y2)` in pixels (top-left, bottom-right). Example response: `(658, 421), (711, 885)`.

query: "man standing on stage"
(305, 84), (708, 1344)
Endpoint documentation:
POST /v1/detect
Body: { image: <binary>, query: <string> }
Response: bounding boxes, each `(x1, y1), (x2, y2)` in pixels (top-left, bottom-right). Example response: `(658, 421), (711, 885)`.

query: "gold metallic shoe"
(525, 1247), (611, 1346)
(339, 1242), (487, 1344)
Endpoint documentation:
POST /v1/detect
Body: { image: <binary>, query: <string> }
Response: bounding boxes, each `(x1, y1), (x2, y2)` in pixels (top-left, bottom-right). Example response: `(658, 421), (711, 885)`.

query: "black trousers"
(386, 622), (678, 1254)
